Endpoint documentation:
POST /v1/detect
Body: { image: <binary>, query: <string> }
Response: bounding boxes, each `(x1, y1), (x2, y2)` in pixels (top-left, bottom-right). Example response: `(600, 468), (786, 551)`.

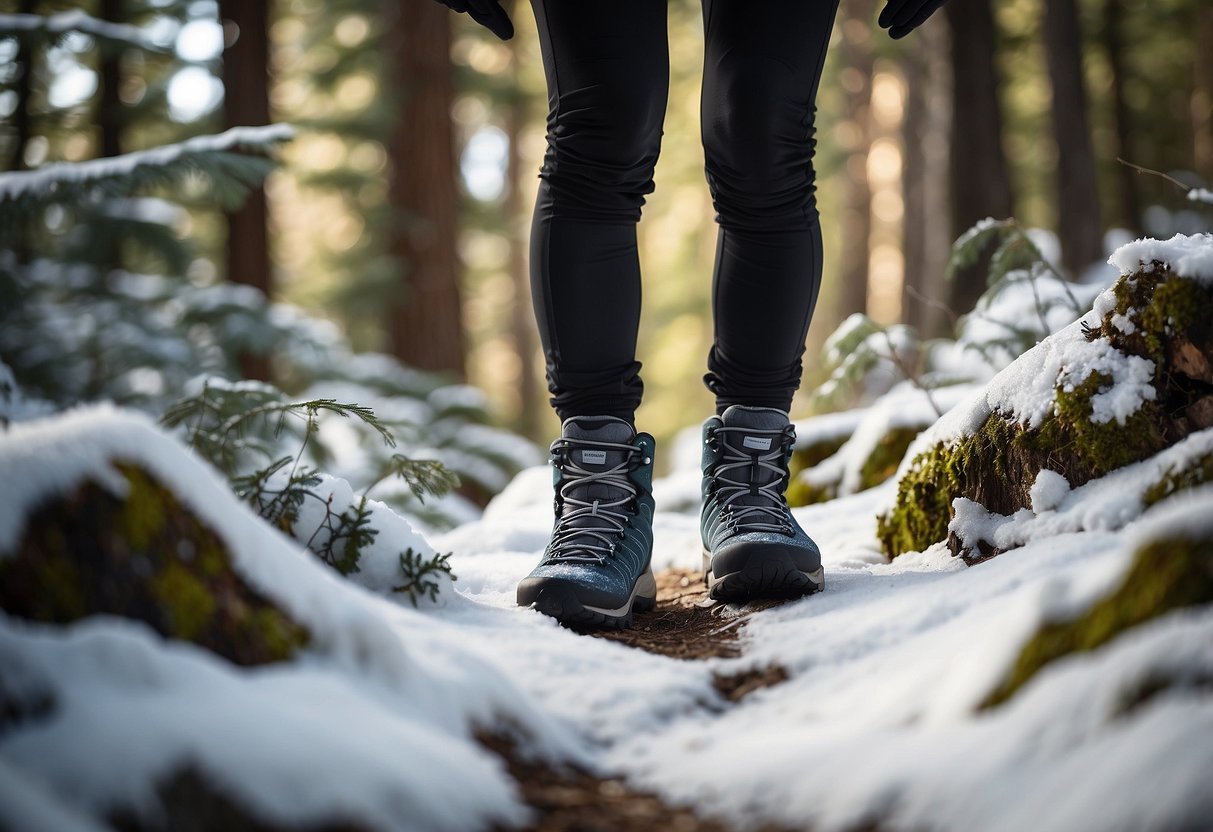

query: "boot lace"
(547, 437), (647, 564)
(707, 424), (795, 536)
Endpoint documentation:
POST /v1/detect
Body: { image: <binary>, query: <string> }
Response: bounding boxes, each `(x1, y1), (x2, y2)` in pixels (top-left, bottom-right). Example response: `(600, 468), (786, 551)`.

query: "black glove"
(878, 0), (948, 39)
(433, 0), (514, 41)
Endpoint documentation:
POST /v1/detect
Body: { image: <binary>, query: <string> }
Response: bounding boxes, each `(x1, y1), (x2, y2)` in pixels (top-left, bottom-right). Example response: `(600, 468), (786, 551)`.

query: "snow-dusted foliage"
(0, 406), (576, 832)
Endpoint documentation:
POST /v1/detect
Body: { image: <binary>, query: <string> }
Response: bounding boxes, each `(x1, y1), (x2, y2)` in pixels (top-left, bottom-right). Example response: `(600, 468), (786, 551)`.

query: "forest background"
(2, 0), (1211, 459)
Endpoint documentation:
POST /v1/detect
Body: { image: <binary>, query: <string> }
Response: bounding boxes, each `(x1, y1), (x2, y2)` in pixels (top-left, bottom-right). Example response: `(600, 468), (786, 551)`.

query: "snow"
(5, 231), (1211, 831)
(1107, 231), (1213, 281)
(948, 427), (1213, 556)
(800, 382), (979, 498)
(1028, 468), (1070, 513)
(0, 125), (294, 202)
(5, 396), (1212, 830)
(0, 405), (577, 831)
(436, 430), (1213, 832)
(1187, 188), (1213, 206)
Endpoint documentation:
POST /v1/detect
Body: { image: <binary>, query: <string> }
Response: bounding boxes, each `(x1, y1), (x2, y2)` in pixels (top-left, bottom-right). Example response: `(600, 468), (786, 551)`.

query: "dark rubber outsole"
(705, 548), (824, 603)
(530, 579), (657, 631)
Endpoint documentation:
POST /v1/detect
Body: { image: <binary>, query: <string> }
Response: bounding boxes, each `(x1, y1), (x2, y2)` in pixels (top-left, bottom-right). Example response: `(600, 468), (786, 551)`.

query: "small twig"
(1117, 157), (1192, 193)
(880, 329), (945, 419)
(903, 283), (959, 329)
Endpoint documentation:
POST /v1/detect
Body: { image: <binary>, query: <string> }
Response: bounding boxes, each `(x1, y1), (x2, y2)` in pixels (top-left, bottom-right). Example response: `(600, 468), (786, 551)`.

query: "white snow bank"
(0, 405), (579, 831)
(1108, 231), (1213, 281)
(0, 619), (525, 832)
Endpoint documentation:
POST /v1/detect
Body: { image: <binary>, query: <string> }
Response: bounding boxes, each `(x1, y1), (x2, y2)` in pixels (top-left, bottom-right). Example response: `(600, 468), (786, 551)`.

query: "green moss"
(877, 414), (1019, 558)
(879, 364), (1169, 560)
(982, 531), (1213, 708)
(0, 463), (309, 666)
(1144, 451), (1213, 507)
(785, 437), (849, 508)
(785, 475), (835, 507)
(858, 426), (921, 491)
(1027, 372), (1166, 475)
(151, 561), (218, 642)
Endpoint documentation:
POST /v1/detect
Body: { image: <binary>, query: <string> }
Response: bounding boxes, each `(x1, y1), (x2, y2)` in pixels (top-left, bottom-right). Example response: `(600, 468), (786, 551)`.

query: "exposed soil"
(712, 663), (791, 703)
(590, 569), (791, 661)
(482, 734), (793, 832)
(486, 571), (799, 831)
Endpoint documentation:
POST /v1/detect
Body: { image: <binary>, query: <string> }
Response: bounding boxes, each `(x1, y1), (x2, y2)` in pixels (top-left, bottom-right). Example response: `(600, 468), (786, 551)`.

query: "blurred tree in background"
(2, 0), (1211, 465)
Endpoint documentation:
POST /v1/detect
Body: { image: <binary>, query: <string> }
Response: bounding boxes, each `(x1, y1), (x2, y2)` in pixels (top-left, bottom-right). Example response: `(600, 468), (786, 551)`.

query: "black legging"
(528, 0), (840, 424)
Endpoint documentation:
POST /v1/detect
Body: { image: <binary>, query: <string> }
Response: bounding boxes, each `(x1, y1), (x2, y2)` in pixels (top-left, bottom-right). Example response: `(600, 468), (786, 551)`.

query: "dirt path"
(492, 569), (795, 831)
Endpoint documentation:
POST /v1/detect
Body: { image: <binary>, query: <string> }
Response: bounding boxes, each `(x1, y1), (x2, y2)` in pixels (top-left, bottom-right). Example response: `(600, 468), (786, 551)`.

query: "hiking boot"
(517, 415), (657, 629)
(700, 405), (824, 601)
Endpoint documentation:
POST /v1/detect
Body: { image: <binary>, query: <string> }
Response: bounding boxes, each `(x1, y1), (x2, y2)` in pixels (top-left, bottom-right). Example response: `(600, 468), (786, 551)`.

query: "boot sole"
(703, 548), (824, 603)
(531, 568), (657, 630)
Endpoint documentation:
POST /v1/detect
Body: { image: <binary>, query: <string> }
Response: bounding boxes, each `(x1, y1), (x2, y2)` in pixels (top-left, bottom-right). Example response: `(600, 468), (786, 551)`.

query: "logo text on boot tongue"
(581, 450), (607, 464)
(742, 436), (772, 451)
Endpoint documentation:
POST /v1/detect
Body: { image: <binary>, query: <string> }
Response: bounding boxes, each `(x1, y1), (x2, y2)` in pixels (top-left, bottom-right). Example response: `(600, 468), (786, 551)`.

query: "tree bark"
(1195, 7), (1213, 176)
(8, 0), (38, 172)
(220, 0), (272, 381)
(382, 1), (466, 378)
(944, 0), (1014, 317)
(1100, 0), (1140, 233)
(837, 0), (875, 321)
(901, 15), (953, 338)
(98, 0), (123, 160)
(1043, 0), (1103, 277)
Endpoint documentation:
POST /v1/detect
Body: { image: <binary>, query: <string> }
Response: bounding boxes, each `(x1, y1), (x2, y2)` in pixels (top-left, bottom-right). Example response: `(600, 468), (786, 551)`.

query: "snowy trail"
(430, 463), (1213, 831)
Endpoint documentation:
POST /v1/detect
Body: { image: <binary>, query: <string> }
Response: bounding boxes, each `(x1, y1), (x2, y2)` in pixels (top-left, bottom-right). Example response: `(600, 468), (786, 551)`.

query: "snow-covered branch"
(0, 124), (295, 212)
(0, 11), (170, 53)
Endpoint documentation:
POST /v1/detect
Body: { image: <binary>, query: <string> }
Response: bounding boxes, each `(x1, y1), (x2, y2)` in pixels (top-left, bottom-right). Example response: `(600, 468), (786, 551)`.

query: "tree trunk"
(1195, 8), (1213, 176)
(8, 0), (38, 172)
(382, 1), (465, 378)
(901, 15), (953, 338)
(504, 0), (541, 437)
(1100, 0), (1140, 233)
(944, 0), (1014, 317)
(98, 0), (123, 160)
(1043, 0), (1102, 277)
(837, 0), (875, 320)
(219, 0), (273, 381)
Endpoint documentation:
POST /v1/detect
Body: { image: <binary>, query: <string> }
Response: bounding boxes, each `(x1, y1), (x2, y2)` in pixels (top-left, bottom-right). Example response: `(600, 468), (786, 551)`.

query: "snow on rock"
(1107, 231), (1213, 282)
(949, 428), (1213, 556)
(0, 404), (578, 832)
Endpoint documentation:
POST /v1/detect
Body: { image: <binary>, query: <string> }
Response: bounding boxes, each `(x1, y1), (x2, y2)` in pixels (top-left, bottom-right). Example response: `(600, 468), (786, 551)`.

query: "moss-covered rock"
(785, 435), (850, 507)
(0, 463), (309, 666)
(788, 426), (923, 508)
(981, 529), (1213, 709)
(879, 262), (1213, 559)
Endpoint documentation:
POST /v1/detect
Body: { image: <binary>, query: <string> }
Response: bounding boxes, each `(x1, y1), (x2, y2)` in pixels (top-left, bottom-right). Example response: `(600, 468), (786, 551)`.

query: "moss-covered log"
(0, 463), (309, 666)
(981, 529), (1213, 709)
(879, 262), (1213, 559)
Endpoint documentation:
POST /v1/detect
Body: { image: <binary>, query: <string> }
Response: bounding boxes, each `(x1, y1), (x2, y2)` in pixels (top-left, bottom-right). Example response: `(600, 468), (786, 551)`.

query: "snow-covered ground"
(3, 234), (1212, 831)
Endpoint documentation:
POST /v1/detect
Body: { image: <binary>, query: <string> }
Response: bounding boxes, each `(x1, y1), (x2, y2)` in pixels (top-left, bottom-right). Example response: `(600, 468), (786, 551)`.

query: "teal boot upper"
(700, 405), (821, 584)
(517, 416), (656, 614)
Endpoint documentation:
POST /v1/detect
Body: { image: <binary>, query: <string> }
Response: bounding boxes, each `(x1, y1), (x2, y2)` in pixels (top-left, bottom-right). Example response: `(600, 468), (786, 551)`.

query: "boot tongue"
(559, 416), (637, 519)
(718, 406), (789, 506)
